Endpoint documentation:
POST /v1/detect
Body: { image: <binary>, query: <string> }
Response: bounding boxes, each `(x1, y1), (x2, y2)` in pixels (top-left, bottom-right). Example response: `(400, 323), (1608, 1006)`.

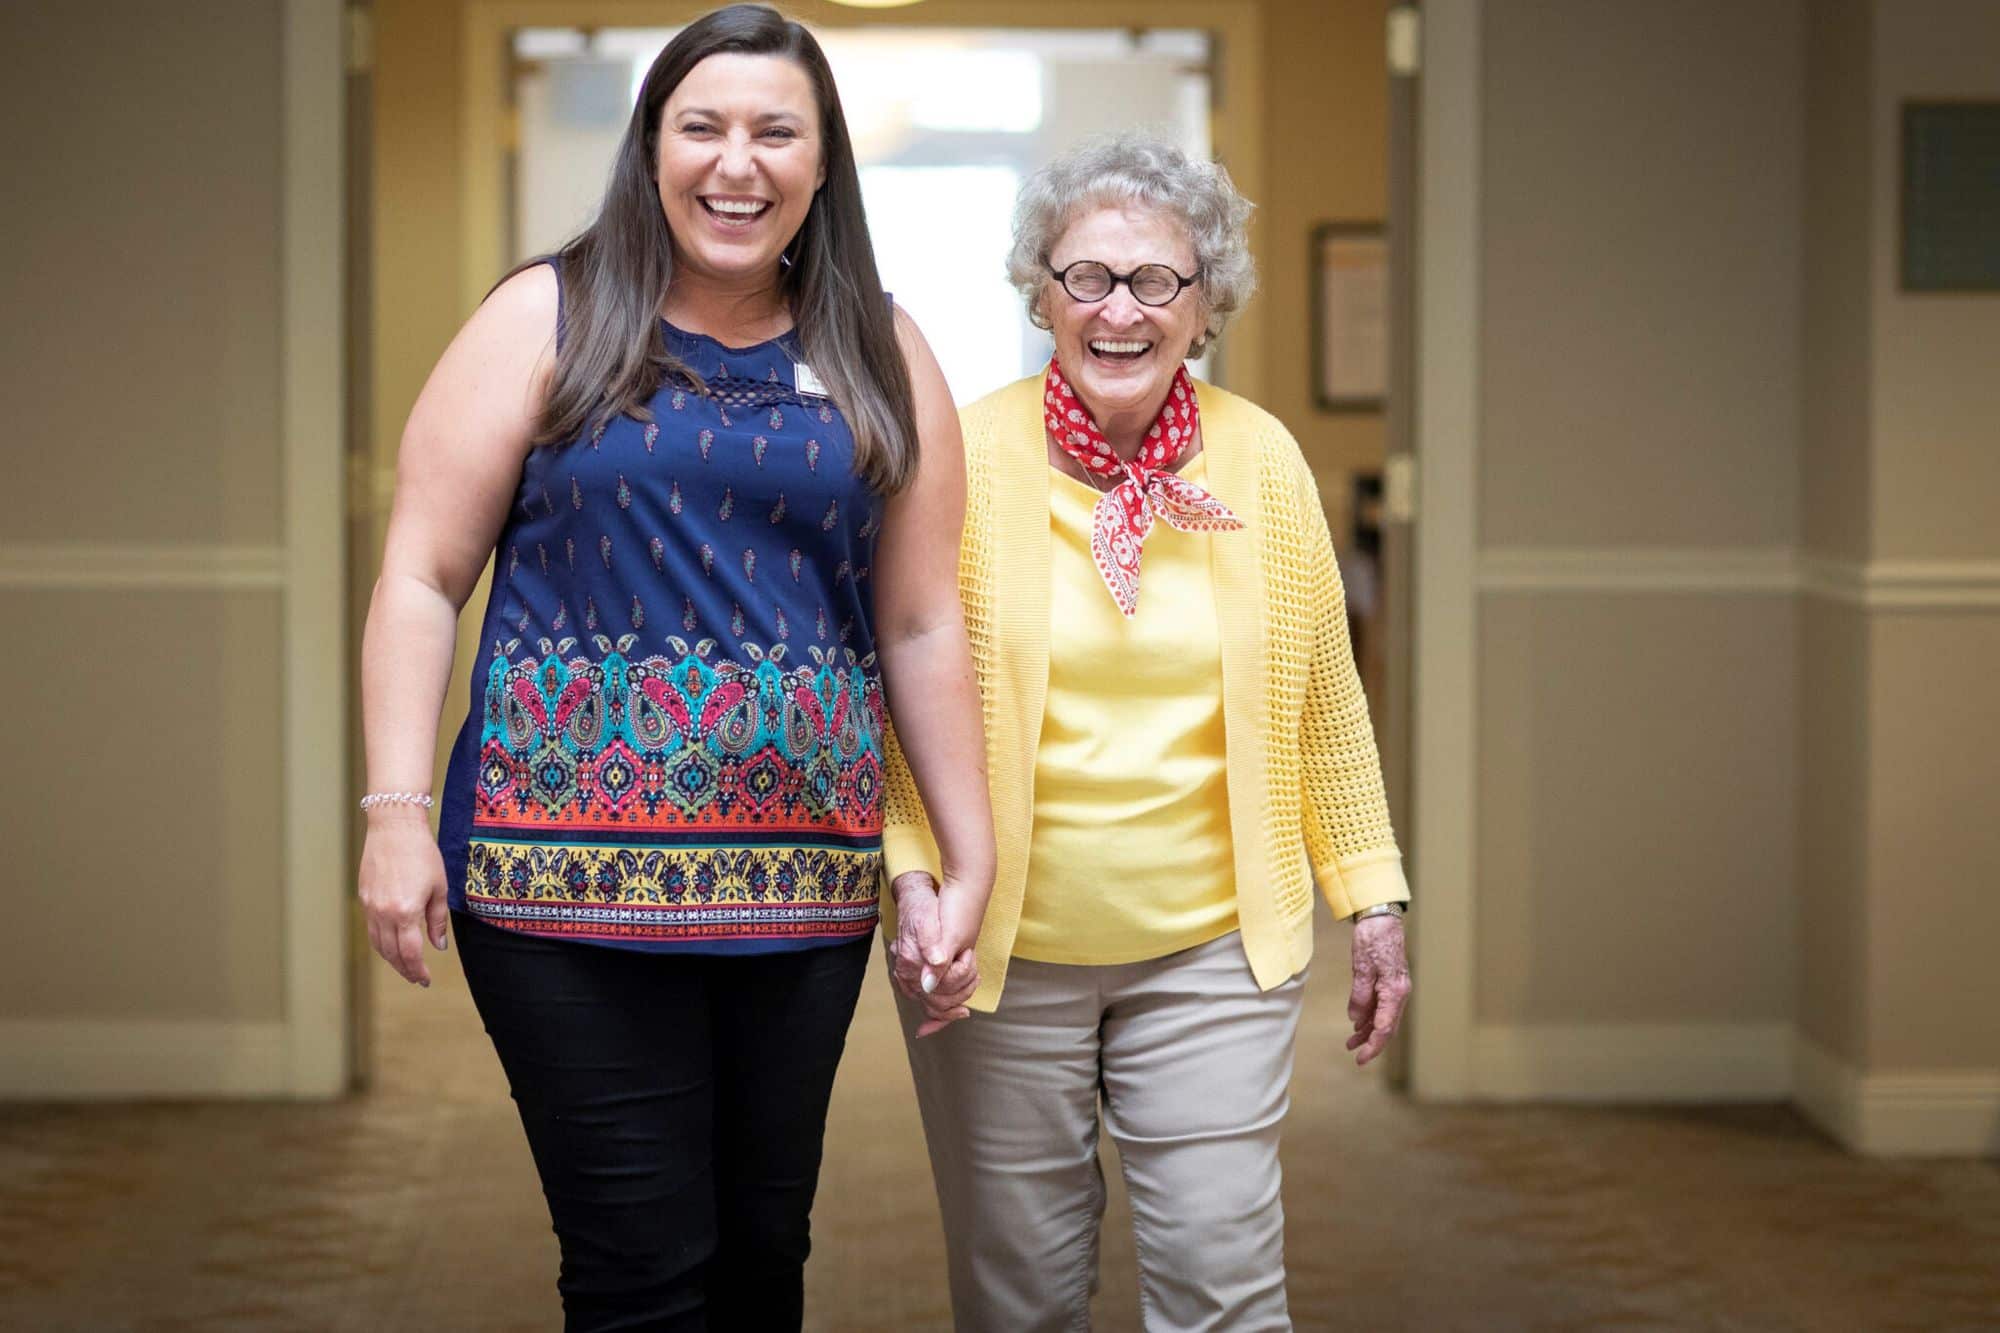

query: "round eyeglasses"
(1047, 260), (1201, 307)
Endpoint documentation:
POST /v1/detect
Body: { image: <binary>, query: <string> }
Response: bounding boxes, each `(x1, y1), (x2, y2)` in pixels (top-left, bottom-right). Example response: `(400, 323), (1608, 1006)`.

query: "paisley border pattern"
(466, 634), (885, 944)
(474, 634), (884, 832)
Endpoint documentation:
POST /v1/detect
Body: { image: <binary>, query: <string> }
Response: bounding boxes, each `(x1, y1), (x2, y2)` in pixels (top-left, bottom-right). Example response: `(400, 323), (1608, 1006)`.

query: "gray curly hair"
(1006, 130), (1257, 358)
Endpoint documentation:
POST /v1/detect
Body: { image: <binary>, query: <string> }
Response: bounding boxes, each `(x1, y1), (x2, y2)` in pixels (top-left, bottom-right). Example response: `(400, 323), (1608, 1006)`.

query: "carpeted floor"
(3, 925), (1996, 1331)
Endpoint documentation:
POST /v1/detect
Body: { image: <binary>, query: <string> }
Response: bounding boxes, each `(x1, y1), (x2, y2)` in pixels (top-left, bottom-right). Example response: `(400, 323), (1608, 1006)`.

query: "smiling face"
(1042, 203), (1205, 427)
(655, 52), (826, 286)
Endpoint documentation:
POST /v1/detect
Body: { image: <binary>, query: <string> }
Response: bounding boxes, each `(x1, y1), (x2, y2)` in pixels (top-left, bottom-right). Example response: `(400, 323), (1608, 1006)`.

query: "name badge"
(794, 361), (829, 399)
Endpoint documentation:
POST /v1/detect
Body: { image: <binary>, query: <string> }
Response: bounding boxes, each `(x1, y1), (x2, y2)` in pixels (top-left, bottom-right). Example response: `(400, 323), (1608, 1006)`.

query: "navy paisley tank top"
(438, 270), (887, 953)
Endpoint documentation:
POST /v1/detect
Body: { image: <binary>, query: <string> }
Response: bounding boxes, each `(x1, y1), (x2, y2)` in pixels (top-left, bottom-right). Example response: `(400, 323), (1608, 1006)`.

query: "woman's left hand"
(1346, 915), (1412, 1066)
(888, 871), (980, 1037)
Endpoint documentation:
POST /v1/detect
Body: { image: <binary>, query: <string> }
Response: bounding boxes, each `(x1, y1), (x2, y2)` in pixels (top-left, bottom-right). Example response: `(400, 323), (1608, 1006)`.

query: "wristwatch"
(1351, 901), (1407, 923)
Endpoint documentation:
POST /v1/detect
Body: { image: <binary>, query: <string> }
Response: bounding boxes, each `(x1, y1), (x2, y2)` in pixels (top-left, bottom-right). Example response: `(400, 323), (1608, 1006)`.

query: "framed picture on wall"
(1311, 222), (1389, 413)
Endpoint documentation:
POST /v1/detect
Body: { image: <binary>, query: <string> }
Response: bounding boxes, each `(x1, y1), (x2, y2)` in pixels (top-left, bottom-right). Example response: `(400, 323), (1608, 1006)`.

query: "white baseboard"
(1793, 1036), (2000, 1157)
(0, 1019), (291, 1099)
(1469, 1022), (1793, 1102)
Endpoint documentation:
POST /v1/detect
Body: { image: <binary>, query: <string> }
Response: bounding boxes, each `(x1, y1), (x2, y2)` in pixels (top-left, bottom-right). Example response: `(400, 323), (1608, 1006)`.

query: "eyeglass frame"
(1045, 259), (1202, 307)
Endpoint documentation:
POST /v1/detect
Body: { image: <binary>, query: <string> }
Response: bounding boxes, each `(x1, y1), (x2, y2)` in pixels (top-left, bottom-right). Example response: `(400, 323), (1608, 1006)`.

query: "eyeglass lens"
(1063, 263), (1185, 306)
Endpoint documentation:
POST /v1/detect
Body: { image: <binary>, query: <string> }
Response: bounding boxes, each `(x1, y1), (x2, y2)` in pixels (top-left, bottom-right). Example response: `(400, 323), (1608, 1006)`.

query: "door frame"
(282, 0), (352, 1096)
(1407, 0), (1479, 1100)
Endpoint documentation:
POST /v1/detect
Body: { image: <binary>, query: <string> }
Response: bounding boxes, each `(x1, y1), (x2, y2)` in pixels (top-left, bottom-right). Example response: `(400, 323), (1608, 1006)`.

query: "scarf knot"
(1043, 357), (1242, 616)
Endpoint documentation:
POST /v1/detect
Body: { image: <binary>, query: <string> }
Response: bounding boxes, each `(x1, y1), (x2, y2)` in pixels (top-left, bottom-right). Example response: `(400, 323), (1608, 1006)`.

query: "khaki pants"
(897, 932), (1305, 1333)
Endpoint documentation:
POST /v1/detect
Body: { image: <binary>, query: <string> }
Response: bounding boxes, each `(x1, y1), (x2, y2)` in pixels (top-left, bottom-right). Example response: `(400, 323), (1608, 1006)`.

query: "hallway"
(2, 927), (1995, 1331)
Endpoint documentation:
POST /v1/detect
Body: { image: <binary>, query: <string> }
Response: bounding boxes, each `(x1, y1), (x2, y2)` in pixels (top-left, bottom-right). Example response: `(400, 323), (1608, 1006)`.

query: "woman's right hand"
(888, 870), (980, 1036)
(357, 807), (451, 988)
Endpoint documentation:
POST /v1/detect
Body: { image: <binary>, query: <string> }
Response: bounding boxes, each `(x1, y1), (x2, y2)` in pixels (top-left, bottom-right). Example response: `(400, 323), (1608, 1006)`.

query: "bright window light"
(909, 51), (1042, 132)
(859, 165), (1026, 405)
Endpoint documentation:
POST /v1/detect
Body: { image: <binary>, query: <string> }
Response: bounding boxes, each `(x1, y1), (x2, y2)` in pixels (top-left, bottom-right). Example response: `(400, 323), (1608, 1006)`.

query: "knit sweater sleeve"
(881, 717), (943, 887)
(1287, 443), (1410, 916)
(880, 392), (1000, 891)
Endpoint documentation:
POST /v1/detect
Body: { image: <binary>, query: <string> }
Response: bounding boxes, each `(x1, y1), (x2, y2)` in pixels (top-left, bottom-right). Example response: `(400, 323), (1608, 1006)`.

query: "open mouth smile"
(700, 196), (773, 227)
(1088, 338), (1154, 364)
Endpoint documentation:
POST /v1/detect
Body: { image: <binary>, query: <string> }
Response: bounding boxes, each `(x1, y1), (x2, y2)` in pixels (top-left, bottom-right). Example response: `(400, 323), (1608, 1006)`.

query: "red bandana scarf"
(1043, 356), (1242, 616)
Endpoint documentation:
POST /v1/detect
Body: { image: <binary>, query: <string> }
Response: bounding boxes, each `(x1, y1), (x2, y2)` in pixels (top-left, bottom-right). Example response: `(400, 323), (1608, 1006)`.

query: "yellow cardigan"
(881, 374), (1409, 1010)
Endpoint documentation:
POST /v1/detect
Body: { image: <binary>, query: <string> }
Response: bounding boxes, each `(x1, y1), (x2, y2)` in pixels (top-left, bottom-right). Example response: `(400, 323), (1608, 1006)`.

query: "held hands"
(357, 805), (451, 988)
(887, 870), (981, 1037)
(1346, 915), (1412, 1066)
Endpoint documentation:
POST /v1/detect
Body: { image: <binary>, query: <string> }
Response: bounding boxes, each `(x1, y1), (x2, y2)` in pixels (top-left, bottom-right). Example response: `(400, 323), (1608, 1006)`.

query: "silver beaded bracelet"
(359, 791), (435, 812)
(1351, 901), (1407, 923)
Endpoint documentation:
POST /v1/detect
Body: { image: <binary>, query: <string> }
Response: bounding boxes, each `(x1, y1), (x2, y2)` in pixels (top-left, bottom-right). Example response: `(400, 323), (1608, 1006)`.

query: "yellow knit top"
(1014, 454), (1239, 965)
(882, 374), (1409, 1010)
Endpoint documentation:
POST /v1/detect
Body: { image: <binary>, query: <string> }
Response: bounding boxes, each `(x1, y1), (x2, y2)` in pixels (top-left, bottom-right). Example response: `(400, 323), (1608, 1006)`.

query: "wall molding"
(1470, 1022), (1793, 1103)
(1794, 1036), (2000, 1157)
(1479, 546), (1796, 594)
(1476, 546), (2000, 610)
(0, 543), (285, 590)
(1797, 555), (2000, 610)
(0, 1020), (287, 1099)
(1463, 1026), (2000, 1155)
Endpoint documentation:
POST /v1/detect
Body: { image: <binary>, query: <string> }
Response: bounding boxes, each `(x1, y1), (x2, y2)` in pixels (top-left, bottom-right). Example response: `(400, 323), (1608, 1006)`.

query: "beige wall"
(1465, 0), (1998, 1143)
(1796, 0), (2000, 1089)
(1, 4), (285, 548)
(373, 0), (466, 511)
(0, 3), (288, 1026)
(1864, 612), (2000, 1071)
(1796, 599), (1870, 1060)
(1257, 0), (1389, 537)
(1474, 0), (1803, 1030)
(1800, 0), (1874, 563)
(1477, 594), (1796, 1024)
(1480, 0), (1801, 551)
(1869, 0), (2000, 560)
(1839, 0), (2000, 1082)
(1795, 0), (1875, 1070)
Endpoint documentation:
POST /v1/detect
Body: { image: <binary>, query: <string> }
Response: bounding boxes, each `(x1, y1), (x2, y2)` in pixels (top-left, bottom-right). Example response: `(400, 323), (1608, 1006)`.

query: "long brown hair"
(507, 4), (917, 492)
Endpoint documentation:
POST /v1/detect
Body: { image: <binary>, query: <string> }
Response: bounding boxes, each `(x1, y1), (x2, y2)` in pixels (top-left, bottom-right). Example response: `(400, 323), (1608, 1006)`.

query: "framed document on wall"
(1311, 222), (1389, 413)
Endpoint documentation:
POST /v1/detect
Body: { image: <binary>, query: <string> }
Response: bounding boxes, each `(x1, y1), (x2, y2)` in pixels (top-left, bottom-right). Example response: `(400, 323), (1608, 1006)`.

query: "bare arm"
(357, 264), (558, 986)
(872, 308), (996, 1027)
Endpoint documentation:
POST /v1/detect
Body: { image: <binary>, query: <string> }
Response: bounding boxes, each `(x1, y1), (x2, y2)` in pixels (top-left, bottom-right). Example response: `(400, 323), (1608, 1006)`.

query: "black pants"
(454, 911), (872, 1332)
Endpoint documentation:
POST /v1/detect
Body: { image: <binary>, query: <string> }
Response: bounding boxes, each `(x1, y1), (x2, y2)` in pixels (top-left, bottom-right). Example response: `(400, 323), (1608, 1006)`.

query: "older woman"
(880, 131), (1412, 1331)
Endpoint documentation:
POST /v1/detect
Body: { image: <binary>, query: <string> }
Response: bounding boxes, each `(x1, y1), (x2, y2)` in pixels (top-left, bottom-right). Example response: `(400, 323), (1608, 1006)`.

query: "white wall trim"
(1794, 1036), (2000, 1157)
(0, 1021), (288, 1100)
(1472, 547), (2000, 610)
(1449, 1026), (2000, 1155)
(1471, 1023), (1793, 1102)
(0, 543), (285, 590)
(281, 0), (350, 1098)
(1479, 546), (1798, 594)
(1798, 555), (2000, 610)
